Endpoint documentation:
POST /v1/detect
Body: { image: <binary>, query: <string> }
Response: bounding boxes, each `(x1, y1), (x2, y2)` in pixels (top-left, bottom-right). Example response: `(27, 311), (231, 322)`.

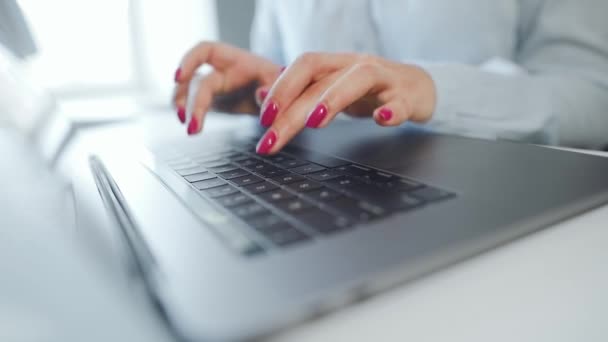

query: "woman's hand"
(255, 53), (437, 154)
(173, 41), (282, 134)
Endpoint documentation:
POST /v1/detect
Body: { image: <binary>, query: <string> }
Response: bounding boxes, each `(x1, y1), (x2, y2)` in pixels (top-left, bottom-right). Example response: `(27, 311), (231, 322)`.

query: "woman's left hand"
(255, 52), (437, 154)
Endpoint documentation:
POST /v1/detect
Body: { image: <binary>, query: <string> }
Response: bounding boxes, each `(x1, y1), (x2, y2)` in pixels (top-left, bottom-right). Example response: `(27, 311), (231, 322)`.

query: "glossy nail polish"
(177, 106), (186, 123)
(305, 103), (328, 128)
(174, 68), (182, 82)
(256, 130), (277, 155)
(260, 101), (278, 127)
(378, 107), (393, 121)
(187, 117), (198, 135)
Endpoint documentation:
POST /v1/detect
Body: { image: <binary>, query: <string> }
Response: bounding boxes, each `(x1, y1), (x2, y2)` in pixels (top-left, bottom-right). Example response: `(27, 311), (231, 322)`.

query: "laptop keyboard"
(151, 138), (455, 257)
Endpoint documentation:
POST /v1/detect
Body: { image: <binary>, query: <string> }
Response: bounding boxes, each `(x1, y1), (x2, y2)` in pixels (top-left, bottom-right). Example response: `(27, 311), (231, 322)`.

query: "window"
(18, 0), (218, 102)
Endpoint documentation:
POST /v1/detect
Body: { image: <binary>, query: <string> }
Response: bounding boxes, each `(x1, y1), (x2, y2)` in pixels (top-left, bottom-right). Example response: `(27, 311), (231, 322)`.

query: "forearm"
(422, 62), (608, 149)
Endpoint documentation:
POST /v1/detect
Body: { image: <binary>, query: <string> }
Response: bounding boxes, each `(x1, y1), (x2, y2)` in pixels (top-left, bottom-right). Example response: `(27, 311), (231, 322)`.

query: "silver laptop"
(91, 116), (608, 341)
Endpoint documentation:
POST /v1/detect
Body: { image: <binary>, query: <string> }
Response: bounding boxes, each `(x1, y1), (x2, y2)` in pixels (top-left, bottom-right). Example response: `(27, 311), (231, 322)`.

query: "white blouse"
(250, 0), (608, 149)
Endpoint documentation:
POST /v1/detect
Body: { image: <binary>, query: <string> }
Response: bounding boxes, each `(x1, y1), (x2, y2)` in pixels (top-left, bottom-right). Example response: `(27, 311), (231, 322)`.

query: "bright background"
(17, 0), (254, 107)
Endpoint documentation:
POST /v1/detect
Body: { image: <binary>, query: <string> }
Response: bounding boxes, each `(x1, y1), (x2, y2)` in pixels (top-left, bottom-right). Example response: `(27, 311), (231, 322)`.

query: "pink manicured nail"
(258, 89), (268, 103)
(305, 103), (328, 128)
(174, 68), (182, 82)
(256, 130), (277, 155)
(177, 106), (186, 123)
(260, 100), (278, 127)
(187, 117), (198, 135)
(378, 107), (393, 121)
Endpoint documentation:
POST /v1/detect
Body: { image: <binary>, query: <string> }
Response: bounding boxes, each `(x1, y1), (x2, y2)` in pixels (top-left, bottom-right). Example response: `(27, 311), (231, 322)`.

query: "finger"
(255, 86), (270, 108)
(175, 41), (240, 84)
(186, 71), (225, 135)
(305, 61), (390, 128)
(256, 77), (337, 155)
(172, 84), (188, 123)
(259, 53), (352, 127)
(373, 100), (412, 127)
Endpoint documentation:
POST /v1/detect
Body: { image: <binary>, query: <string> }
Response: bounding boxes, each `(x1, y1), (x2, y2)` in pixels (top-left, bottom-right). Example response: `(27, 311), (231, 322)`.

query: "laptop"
(90, 115), (608, 341)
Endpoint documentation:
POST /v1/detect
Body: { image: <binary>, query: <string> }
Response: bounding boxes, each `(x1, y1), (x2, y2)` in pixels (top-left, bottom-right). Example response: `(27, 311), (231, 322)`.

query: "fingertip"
(256, 129), (278, 155)
(255, 87), (269, 107)
(260, 100), (279, 127)
(177, 106), (186, 124)
(174, 67), (182, 83)
(305, 103), (328, 129)
(187, 116), (201, 135)
(378, 107), (393, 121)
(373, 107), (392, 127)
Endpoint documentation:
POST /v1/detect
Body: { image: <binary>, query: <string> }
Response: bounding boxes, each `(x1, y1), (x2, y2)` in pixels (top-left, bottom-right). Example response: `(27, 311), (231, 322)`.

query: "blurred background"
(0, 0), (256, 138)
(0, 0), (258, 163)
(8, 0), (254, 104)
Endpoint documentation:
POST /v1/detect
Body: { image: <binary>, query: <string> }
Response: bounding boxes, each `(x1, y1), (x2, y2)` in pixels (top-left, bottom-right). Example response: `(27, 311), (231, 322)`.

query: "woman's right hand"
(173, 41), (282, 135)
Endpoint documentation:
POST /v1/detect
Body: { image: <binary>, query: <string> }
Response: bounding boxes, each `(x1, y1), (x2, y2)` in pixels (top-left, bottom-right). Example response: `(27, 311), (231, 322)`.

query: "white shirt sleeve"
(423, 0), (608, 150)
(250, 0), (285, 65)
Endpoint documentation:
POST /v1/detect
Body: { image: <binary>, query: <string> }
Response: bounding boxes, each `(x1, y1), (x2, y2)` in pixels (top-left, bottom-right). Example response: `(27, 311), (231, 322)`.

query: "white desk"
(4, 111), (608, 342)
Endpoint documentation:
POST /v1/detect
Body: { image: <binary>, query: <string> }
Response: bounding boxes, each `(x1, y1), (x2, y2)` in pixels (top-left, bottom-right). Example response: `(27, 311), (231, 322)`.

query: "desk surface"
(3, 112), (608, 342)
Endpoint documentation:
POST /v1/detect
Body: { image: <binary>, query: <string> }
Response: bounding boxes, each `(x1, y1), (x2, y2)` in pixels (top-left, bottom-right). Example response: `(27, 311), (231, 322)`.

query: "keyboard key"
(202, 184), (239, 198)
(410, 187), (454, 202)
(231, 175), (264, 187)
(236, 158), (260, 168)
(192, 156), (223, 164)
(208, 164), (238, 173)
(308, 169), (344, 181)
(267, 227), (310, 247)
(231, 202), (269, 218)
(176, 165), (207, 176)
(198, 159), (231, 168)
(327, 197), (384, 222)
(250, 162), (274, 172)
(304, 187), (343, 202)
(192, 178), (226, 190)
(260, 189), (296, 202)
(217, 168), (249, 180)
(288, 180), (323, 193)
(277, 159), (308, 169)
(295, 208), (352, 234)
(276, 198), (314, 214)
(282, 145), (350, 168)
(360, 171), (396, 184)
(289, 163), (327, 175)
(243, 181), (278, 194)
(256, 166), (288, 178)
(248, 214), (289, 234)
(270, 173), (305, 185)
(227, 153), (250, 162)
(184, 172), (216, 183)
(326, 176), (364, 189)
(264, 154), (292, 164)
(335, 164), (371, 177)
(215, 192), (253, 207)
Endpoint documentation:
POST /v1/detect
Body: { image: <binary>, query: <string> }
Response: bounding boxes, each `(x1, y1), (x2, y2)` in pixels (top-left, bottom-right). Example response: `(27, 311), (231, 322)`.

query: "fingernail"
(256, 130), (277, 155)
(177, 106), (186, 123)
(305, 103), (328, 128)
(174, 68), (182, 82)
(260, 100), (278, 127)
(187, 117), (198, 135)
(258, 89), (268, 104)
(378, 107), (393, 121)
